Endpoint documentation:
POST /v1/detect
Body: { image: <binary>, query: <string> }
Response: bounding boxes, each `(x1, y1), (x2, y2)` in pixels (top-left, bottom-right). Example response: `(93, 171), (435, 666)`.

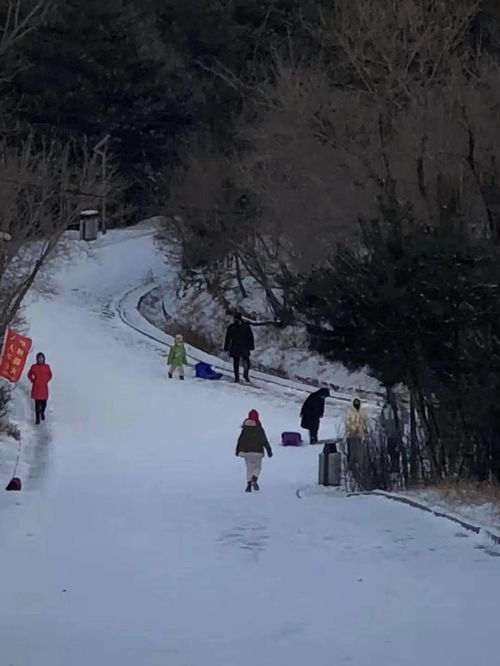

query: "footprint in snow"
(217, 524), (270, 553)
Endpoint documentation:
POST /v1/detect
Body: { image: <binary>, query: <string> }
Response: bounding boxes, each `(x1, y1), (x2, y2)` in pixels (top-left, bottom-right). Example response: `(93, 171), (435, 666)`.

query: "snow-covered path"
(0, 230), (498, 666)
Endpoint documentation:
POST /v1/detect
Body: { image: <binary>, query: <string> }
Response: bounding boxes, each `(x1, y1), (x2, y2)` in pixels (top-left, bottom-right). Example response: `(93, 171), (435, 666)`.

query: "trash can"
(79, 209), (100, 241)
(318, 439), (342, 486)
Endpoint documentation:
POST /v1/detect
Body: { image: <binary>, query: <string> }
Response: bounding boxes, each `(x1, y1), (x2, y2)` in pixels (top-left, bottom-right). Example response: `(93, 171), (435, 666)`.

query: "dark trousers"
(233, 356), (250, 381)
(35, 399), (47, 423)
(308, 419), (320, 444)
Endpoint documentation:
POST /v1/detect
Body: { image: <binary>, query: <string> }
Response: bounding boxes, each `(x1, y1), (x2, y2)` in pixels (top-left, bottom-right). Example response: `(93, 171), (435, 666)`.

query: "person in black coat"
(224, 313), (255, 383)
(300, 388), (330, 444)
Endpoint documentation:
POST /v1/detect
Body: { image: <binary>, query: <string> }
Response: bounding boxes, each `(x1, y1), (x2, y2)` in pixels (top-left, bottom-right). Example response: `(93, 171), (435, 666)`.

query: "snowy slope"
(0, 226), (498, 666)
(117, 281), (382, 414)
(138, 245), (383, 396)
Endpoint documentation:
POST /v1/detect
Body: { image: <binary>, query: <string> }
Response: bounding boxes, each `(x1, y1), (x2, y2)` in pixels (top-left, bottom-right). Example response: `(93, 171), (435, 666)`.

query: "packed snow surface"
(0, 226), (498, 666)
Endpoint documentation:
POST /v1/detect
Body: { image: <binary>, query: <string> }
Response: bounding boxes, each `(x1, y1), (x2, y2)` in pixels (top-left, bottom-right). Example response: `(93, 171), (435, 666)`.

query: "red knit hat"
(248, 409), (260, 425)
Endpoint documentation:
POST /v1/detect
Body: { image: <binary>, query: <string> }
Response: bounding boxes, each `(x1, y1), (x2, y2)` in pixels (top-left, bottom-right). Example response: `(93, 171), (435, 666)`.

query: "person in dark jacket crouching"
(235, 409), (273, 492)
(224, 312), (254, 383)
(300, 388), (330, 444)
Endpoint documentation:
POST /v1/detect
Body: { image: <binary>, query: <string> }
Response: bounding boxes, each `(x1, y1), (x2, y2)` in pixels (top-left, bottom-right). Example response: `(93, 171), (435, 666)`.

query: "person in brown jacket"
(235, 409), (273, 492)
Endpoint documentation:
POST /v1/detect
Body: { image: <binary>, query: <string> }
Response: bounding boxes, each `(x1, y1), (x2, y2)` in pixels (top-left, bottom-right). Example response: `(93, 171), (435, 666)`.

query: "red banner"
(0, 329), (32, 382)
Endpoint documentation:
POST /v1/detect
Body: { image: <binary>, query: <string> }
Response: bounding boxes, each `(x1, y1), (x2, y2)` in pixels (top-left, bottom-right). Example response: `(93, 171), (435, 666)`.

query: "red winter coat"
(27, 363), (53, 400)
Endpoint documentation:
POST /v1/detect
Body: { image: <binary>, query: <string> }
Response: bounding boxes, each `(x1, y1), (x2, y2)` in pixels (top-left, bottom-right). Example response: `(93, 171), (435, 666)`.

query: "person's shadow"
(26, 422), (51, 490)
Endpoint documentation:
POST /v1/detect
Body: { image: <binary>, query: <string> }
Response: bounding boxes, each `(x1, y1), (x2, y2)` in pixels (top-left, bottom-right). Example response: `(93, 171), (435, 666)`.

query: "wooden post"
(234, 252), (247, 298)
(101, 138), (108, 235)
(409, 391), (419, 482)
(93, 134), (110, 235)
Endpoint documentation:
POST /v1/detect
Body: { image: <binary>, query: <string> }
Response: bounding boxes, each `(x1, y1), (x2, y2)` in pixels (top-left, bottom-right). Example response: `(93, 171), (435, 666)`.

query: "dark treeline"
(6, 0), (500, 216)
(4, 0), (327, 213)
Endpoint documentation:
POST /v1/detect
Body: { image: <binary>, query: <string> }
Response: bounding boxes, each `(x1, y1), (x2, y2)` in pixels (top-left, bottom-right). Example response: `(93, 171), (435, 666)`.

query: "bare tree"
(0, 0), (56, 137)
(161, 0), (500, 333)
(0, 135), (108, 332)
(0, 0), (54, 60)
(317, 0), (479, 99)
(298, 0), (500, 242)
(163, 58), (377, 323)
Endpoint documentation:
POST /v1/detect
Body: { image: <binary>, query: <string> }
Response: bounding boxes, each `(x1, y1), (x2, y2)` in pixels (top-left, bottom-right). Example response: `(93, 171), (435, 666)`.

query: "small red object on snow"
(6, 477), (21, 491)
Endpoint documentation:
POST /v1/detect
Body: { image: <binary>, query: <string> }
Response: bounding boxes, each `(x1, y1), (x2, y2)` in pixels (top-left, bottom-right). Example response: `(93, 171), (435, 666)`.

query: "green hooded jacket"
(168, 343), (187, 366)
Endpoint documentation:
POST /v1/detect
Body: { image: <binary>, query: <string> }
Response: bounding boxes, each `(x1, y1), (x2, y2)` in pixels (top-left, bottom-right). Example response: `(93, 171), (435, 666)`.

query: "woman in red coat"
(27, 352), (53, 424)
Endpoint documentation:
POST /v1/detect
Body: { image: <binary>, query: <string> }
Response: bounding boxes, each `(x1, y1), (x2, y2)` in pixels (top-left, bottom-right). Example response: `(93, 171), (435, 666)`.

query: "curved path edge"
(347, 490), (500, 545)
(115, 280), (381, 405)
(296, 484), (500, 544)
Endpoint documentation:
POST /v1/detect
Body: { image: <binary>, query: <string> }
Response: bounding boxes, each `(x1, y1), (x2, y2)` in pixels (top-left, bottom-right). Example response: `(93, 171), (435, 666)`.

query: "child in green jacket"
(168, 334), (187, 380)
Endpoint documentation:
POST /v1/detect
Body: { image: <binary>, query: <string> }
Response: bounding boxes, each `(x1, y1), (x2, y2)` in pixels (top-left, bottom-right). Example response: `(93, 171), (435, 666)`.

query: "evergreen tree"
(295, 215), (500, 479)
(142, 0), (323, 142)
(10, 0), (191, 206)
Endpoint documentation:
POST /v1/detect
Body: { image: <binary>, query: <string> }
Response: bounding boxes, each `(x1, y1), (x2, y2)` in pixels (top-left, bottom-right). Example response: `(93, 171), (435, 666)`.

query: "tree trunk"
(234, 252), (247, 299)
(409, 391), (419, 483)
(239, 251), (286, 324)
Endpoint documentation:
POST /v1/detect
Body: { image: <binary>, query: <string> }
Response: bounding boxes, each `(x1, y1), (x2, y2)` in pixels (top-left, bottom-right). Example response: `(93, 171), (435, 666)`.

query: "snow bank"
(139, 253), (383, 397)
(402, 488), (500, 534)
(0, 381), (45, 490)
(117, 280), (382, 415)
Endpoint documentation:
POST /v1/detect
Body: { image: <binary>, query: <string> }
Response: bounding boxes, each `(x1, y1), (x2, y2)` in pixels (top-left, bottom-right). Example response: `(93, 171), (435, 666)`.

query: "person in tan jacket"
(344, 398), (369, 468)
(235, 409), (273, 492)
(345, 398), (369, 436)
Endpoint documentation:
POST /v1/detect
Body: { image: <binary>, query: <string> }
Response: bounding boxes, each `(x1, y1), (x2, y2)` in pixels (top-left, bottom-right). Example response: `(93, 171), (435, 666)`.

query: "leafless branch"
(0, 0), (54, 58)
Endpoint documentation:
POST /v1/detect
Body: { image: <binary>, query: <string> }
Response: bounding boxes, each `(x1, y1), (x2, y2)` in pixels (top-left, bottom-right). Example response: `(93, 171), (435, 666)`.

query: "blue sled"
(195, 361), (223, 380)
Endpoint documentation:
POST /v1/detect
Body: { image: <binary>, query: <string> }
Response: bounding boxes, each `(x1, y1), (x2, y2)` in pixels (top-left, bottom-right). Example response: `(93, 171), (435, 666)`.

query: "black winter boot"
(245, 481), (252, 492)
(252, 475), (259, 491)
(168, 372), (173, 379)
(179, 376), (184, 380)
